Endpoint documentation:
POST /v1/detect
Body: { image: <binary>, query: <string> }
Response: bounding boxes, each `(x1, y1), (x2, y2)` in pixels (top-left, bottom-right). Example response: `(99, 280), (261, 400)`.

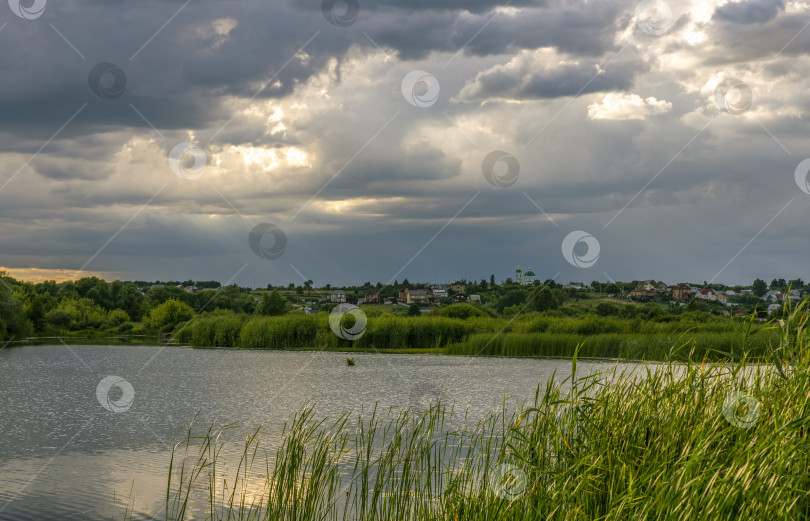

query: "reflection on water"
(0, 344), (638, 520)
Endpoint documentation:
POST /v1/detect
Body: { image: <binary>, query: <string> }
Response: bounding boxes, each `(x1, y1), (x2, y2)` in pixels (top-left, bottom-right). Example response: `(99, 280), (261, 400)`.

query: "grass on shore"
(130, 300), (810, 520)
(173, 306), (782, 362)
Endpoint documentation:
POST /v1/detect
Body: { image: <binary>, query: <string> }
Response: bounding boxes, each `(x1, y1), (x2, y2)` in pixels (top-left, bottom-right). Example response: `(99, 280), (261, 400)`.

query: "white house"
(768, 303), (781, 313)
(330, 290), (346, 303)
(696, 289), (716, 301)
(469, 294), (481, 302)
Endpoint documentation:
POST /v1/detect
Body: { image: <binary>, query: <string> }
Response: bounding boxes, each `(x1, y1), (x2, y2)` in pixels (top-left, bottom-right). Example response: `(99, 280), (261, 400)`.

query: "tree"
(45, 309), (73, 330)
(106, 309), (131, 327)
(531, 286), (559, 312)
(145, 299), (194, 331)
(490, 274), (495, 286)
(752, 278), (767, 297)
(260, 290), (288, 316)
(25, 295), (46, 330)
(496, 289), (528, 314)
(407, 303), (420, 316)
(304, 280), (313, 290)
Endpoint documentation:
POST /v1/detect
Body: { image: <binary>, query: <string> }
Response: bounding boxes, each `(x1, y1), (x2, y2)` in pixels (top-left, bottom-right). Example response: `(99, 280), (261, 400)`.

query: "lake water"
(0, 344), (641, 520)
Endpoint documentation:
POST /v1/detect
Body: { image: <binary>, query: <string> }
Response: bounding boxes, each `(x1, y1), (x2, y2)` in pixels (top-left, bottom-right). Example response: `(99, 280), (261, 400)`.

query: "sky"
(0, 0), (809, 288)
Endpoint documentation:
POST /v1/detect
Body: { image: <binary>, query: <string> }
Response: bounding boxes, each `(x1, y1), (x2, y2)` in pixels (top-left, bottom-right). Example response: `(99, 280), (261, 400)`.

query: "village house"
(452, 294), (468, 303)
(629, 280), (657, 299)
(469, 294), (481, 303)
(765, 291), (781, 302)
(363, 290), (380, 304)
(399, 287), (433, 305)
(432, 287), (448, 298)
(330, 290), (346, 303)
(715, 293), (728, 304)
(672, 283), (692, 300)
(448, 281), (467, 294)
(696, 288), (716, 301)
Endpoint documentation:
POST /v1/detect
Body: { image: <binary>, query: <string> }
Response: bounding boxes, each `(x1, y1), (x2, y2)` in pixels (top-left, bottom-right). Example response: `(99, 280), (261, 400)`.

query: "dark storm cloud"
(0, 0), (625, 140)
(713, 0), (785, 25)
(361, 2), (625, 60)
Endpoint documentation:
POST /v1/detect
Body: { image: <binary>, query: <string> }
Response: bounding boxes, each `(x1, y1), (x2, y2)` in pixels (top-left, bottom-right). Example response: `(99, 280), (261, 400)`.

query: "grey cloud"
(713, 0), (785, 25)
(457, 51), (648, 101)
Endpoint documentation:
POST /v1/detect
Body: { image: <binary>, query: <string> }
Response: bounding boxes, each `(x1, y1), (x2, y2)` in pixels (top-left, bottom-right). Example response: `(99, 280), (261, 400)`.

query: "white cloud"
(587, 93), (672, 120)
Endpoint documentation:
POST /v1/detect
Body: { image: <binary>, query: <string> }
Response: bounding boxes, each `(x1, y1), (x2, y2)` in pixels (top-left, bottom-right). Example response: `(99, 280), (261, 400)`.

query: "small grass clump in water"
(146, 300), (810, 520)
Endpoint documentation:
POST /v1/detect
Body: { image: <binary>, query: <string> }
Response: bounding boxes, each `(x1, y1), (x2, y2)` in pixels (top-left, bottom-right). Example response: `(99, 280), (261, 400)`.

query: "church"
(514, 265), (536, 286)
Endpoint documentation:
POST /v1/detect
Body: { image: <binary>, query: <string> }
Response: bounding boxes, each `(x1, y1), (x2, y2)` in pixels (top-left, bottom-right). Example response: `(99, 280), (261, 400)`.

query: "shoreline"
(2, 339), (775, 365)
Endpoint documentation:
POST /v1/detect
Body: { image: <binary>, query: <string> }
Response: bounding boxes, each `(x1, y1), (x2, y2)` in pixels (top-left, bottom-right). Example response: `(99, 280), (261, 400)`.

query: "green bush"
(428, 303), (492, 319)
(145, 299), (194, 331)
(106, 308), (131, 327)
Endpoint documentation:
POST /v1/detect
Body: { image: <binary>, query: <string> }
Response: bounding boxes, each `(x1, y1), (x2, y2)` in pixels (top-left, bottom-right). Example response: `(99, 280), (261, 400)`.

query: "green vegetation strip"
(174, 304), (782, 362)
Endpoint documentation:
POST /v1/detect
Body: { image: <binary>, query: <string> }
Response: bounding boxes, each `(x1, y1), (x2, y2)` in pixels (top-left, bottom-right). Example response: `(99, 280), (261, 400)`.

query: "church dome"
(525, 270), (535, 277)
